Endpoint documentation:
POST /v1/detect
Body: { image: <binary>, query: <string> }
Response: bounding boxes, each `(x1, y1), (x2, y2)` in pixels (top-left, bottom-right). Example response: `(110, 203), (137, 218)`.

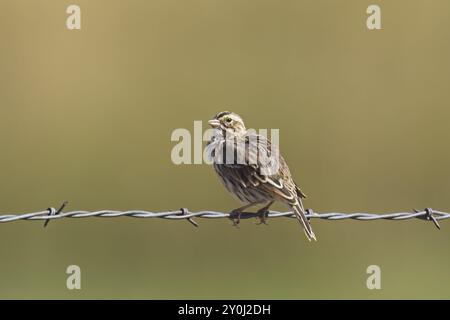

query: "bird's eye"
(225, 117), (232, 123)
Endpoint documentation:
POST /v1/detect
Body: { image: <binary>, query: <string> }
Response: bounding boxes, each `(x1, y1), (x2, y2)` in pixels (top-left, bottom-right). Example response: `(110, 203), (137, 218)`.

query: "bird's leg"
(256, 201), (274, 225)
(230, 203), (256, 227)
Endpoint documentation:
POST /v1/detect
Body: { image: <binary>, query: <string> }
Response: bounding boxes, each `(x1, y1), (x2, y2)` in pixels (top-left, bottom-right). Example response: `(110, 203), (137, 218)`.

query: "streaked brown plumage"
(206, 111), (316, 241)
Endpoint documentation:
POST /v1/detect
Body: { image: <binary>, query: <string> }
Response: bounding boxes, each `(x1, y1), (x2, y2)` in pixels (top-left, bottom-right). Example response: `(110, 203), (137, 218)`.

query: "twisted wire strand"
(0, 204), (447, 229)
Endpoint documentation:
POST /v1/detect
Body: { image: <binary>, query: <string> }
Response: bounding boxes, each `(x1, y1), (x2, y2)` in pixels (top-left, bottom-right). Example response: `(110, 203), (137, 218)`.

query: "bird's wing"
(295, 184), (307, 198)
(235, 134), (301, 203)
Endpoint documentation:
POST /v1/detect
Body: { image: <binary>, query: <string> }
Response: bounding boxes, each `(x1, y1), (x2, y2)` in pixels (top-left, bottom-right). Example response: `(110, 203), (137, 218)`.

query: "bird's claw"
(229, 210), (241, 228)
(255, 210), (269, 225)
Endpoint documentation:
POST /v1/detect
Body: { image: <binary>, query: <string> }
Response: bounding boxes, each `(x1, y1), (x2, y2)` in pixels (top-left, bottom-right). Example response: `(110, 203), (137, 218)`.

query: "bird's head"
(208, 111), (247, 136)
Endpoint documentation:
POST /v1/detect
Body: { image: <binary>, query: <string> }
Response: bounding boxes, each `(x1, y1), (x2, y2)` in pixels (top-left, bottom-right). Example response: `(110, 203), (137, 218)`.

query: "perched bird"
(206, 111), (316, 241)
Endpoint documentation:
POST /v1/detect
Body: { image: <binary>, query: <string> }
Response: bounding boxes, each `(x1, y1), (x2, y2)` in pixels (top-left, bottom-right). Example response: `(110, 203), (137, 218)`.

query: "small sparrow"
(206, 111), (316, 241)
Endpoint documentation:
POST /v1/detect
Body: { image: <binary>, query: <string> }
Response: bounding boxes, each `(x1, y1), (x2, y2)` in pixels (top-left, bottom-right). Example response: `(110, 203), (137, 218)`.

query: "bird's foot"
(256, 209), (269, 225)
(229, 210), (242, 228)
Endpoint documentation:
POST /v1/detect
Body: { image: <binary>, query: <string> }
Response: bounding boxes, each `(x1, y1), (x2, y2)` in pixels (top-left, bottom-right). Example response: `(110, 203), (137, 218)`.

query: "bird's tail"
(291, 198), (316, 241)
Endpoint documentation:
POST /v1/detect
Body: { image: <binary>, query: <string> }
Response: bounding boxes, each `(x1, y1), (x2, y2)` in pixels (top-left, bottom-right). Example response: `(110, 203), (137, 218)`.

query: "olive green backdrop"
(1, 0), (450, 299)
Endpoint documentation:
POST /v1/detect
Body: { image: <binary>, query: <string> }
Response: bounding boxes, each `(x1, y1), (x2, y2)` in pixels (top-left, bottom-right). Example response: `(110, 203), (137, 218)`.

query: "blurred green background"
(1, 0), (450, 299)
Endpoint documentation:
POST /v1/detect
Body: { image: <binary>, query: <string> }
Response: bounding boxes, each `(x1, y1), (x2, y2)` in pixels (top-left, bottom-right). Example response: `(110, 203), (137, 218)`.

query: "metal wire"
(0, 203), (446, 229)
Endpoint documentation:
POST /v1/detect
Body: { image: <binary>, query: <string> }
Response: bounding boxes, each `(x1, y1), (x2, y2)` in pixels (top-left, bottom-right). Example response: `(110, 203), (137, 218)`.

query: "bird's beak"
(208, 119), (220, 128)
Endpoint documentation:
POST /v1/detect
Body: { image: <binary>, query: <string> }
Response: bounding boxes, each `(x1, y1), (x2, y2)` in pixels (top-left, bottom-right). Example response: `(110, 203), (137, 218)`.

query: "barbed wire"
(0, 202), (446, 229)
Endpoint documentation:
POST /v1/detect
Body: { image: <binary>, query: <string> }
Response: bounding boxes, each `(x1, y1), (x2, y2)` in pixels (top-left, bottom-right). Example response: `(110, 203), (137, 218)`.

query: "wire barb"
(179, 208), (199, 228)
(305, 208), (315, 222)
(43, 201), (68, 228)
(414, 207), (440, 230)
